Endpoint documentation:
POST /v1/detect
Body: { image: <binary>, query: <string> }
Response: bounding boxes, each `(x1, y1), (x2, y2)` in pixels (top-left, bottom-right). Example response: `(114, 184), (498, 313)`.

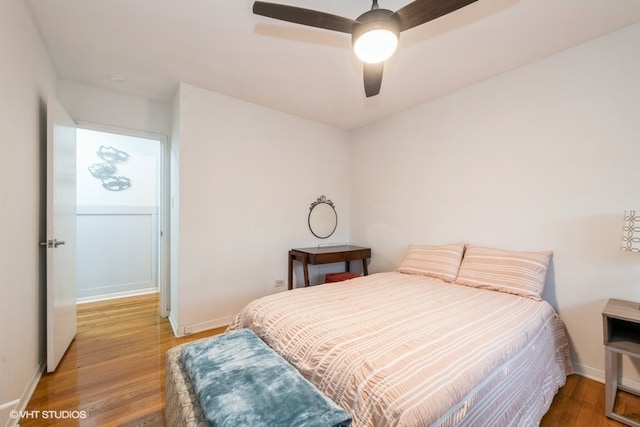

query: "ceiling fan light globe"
(354, 29), (398, 63)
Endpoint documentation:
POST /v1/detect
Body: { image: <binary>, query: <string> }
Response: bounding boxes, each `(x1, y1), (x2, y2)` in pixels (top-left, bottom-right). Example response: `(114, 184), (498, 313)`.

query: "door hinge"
(39, 239), (66, 248)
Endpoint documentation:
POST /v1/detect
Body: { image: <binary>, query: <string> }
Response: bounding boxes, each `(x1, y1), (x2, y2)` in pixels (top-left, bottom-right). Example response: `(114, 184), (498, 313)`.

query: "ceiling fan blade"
(393, 0), (477, 32)
(363, 62), (384, 98)
(253, 2), (356, 34)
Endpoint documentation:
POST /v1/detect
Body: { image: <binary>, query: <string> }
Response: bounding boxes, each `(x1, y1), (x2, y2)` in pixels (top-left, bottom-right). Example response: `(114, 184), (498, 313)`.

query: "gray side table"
(602, 298), (640, 427)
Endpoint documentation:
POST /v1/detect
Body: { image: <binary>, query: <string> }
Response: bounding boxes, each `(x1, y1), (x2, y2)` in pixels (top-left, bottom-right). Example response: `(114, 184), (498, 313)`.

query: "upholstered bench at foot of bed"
(166, 341), (208, 427)
(167, 328), (352, 427)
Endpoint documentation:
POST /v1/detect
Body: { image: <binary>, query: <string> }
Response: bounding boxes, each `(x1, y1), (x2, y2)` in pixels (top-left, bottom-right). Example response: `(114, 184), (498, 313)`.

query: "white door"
(44, 96), (77, 373)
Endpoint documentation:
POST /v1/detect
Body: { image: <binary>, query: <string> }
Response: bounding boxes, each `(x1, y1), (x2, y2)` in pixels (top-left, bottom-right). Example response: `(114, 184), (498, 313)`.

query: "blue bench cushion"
(180, 328), (352, 427)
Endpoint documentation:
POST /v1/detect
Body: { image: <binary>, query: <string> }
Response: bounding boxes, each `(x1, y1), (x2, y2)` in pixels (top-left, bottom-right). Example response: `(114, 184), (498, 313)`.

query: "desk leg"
(345, 261), (350, 272)
(288, 252), (294, 290)
(362, 259), (368, 276)
(303, 262), (310, 287)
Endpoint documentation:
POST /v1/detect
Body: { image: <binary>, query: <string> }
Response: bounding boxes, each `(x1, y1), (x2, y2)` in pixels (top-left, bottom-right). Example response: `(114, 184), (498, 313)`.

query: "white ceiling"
(25, 0), (640, 130)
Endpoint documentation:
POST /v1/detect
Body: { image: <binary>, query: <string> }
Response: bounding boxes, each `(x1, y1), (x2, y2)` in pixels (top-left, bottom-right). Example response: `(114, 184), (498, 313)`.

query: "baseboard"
(1, 359), (45, 427)
(573, 362), (603, 383)
(573, 361), (640, 391)
(163, 308), (228, 339)
(77, 287), (158, 304)
(177, 316), (233, 337)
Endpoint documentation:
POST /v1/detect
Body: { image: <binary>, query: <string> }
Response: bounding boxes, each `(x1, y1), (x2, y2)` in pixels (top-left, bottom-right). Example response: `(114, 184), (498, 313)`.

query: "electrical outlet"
(274, 279), (285, 287)
(184, 325), (193, 335)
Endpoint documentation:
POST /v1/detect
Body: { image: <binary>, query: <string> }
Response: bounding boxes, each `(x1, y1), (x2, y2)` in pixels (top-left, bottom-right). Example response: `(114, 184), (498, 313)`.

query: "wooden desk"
(602, 298), (640, 427)
(288, 245), (371, 289)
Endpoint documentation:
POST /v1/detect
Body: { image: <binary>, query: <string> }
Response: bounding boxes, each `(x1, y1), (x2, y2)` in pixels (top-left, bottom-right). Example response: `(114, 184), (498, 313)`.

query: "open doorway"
(75, 127), (168, 316)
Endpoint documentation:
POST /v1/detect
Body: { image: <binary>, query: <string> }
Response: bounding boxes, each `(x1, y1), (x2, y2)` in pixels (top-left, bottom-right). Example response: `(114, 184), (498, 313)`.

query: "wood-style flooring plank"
(541, 374), (640, 427)
(20, 293), (640, 426)
(21, 294), (224, 426)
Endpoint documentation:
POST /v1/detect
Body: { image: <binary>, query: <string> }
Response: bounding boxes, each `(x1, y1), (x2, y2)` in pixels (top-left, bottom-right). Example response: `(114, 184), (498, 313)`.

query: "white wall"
(76, 206), (158, 300)
(350, 23), (640, 385)
(58, 79), (172, 137)
(0, 0), (58, 424)
(58, 81), (172, 307)
(76, 130), (161, 300)
(171, 83), (351, 335)
(76, 129), (160, 206)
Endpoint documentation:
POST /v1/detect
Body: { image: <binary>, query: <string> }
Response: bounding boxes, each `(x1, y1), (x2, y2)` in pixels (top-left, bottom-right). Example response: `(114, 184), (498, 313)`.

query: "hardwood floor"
(20, 293), (640, 426)
(21, 294), (225, 426)
(541, 374), (639, 426)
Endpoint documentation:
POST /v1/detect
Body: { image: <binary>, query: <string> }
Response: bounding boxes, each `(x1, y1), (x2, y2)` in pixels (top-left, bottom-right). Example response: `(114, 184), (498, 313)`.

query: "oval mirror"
(308, 195), (337, 239)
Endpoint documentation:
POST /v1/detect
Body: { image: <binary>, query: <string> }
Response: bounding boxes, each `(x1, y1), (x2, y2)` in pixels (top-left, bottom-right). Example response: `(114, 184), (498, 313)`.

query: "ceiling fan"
(253, 0), (478, 97)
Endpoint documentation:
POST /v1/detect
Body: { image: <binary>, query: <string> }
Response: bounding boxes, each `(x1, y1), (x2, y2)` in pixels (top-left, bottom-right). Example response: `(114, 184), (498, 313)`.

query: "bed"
(166, 244), (573, 426)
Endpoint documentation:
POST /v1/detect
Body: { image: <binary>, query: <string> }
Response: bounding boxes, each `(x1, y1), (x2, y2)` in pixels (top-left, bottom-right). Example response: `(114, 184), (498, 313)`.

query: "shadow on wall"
(542, 258), (558, 312)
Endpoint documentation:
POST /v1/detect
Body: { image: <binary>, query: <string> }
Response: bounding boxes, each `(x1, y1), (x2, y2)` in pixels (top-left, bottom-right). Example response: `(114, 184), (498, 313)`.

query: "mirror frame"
(308, 195), (337, 239)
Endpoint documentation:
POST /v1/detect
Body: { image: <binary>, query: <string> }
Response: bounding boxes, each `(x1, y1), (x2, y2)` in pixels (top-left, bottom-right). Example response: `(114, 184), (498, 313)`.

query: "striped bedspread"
(228, 272), (573, 427)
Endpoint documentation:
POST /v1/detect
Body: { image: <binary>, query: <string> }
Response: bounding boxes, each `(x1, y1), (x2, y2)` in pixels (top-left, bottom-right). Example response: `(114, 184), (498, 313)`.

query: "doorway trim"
(76, 121), (170, 318)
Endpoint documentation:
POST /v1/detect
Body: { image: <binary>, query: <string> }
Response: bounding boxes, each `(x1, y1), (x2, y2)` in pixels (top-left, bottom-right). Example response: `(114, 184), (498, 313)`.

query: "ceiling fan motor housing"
(352, 9), (402, 63)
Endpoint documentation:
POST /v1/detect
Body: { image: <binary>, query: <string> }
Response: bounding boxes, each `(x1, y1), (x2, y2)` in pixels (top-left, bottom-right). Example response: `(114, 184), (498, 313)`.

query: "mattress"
(227, 272), (573, 426)
(166, 272), (573, 426)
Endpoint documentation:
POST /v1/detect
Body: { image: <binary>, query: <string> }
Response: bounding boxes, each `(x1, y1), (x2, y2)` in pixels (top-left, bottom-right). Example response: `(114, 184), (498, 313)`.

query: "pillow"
(455, 245), (552, 300)
(397, 243), (466, 282)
